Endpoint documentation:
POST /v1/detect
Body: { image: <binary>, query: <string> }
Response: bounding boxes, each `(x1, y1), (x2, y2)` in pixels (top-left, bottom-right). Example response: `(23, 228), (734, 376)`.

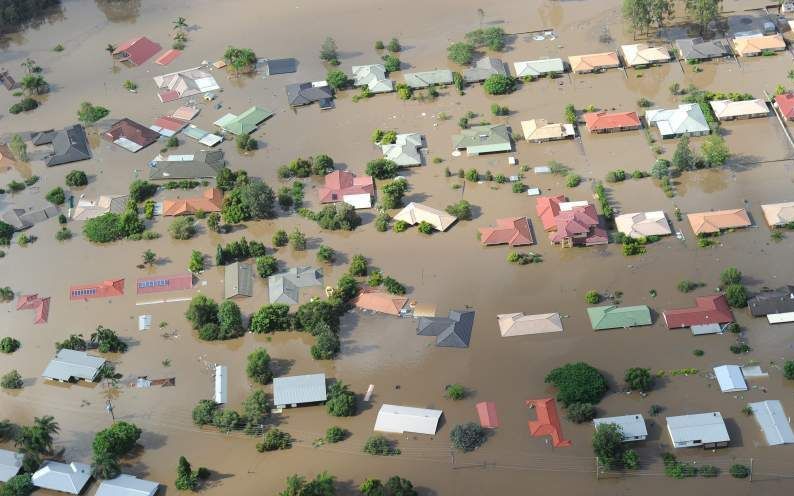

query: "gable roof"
(393, 202), (457, 231)
(521, 119), (575, 141)
(104, 118), (160, 152)
(526, 398), (572, 447)
(43, 349), (105, 382)
(568, 51), (620, 72)
(113, 36), (161, 66)
(224, 262), (253, 298)
(615, 211), (672, 238)
(213, 106), (272, 135)
(352, 289), (408, 315)
(286, 82), (334, 107)
(583, 111), (641, 132)
(513, 58), (564, 77)
(149, 150), (226, 180)
(550, 204), (607, 245)
(374, 404), (442, 435)
(713, 365), (747, 392)
(451, 124), (511, 154)
(96, 474), (159, 496)
(535, 195), (566, 231)
(687, 209), (751, 234)
(663, 294), (733, 328)
(593, 415), (648, 440)
(675, 37), (730, 60)
(1, 205), (59, 230)
(153, 67), (220, 103)
(666, 412), (729, 445)
(775, 93), (794, 119)
(264, 58), (298, 75)
(587, 305), (652, 330)
(154, 48), (181, 66)
(403, 69), (453, 88)
(16, 293), (50, 324)
(351, 64), (394, 93)
(150, 115), (188, 136)
(318, 170), (375, 203)
(35, 125), (91, 166)
(710, 99), (768, 120)
(479, 217), (533, 246)
(749, 400), (794, 446)
(69, 279), (125, 300)
(416, 309), (475, 348)
(136, 272), (193, 295)
(381, 133), (423, 166)
(497, 312), (563, 336)
(463, 57), (508, 83)
(268, 267), (323, 305)
(733, 34), (786, 55)
(748, 286), (794, 316)
(273, 373), (327, 406)
(620, 44), (671, 66)
(645, 103), (709, 137)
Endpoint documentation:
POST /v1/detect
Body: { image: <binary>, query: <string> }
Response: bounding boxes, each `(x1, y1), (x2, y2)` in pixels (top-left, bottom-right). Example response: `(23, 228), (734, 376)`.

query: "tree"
(169, 217), (196, 240)
(185, 295), (218, 329)
(624, 367), (653, 392)
(311, 329), (340, 360)
(381, 180), (408, 209)
(289, 228), (306, 250)
(217, 300), (244, 338)
(784, 360), (794, 380)
(92, 421), (141, 459)
(273, 229), (289, 247)
(622, 0), (651, 36)
(447, 42), (475, 65)
(445, 384), (465, 400)
(725, 284), (747, 308)
(313, 203), (361, 231)
(382, 277), (406, 295)
(649, 0), (674, 28)
(383, 54), (400, 73)
(593, 423), (625, 469)
(172, 16), (188, 31)
(445, 200), (472, 220)
(325, 426), (346, 443)
(239, 180), (276, 219)
(465, 27), (506, 51)
(312, 154), (334, 175)
(729, 464), (750, 479)
(246, 348), (273, 384)
(56, 334), (87, 351)
(129, 180), (158, 202)
(65, 170), (88, 187)
(566, 402), (596, 423)
(686, 0), (721, 35)
(386, 37), (401, 52)
(250, 304), (291, 333)
(295, 299), (340, 334)
(192, 400), (217, 426)
(720, 267), (742, 285)
(564, 104), (576, 124)
(1, 370), (22, 389)
(449, 422), (486, 452)
(258, 428), (292, 451)
(8, 135), (27, 162)
(363, 435), (400, 455)
(417, 221), (433, 234)
(189, 250), (204, 273)
(175, 456), (199, 491)
(482, 74), (515, 95)
(326, 69), (350, 90)
(336, 274), (360, 302)
(326, 381), (356, 416)
(140, 249), (156, 267)
(0, 337), (20, 354)
(545, 362), (608, 406)
(565, 173), (581, 188)
(320, 37), (339, 64)
(223, 46), (257, 75)
(671, 134), (696, 170)
(366, 158), (399, 179)
(1, 474), (34, 496)
(236, 133), (257, 151)
(316, 245), (335, 263)
(256, 255), (278, 278)
(91, 325), (127, 353)
(650, 158), (670, 179)
(243, 389), (271, 426)
(45, 187), (65, 205)
(20, 74), (47, 96)
(349, 254), (368, 276)
(279, 472), (335, 496)
(77, 102), (109, 124)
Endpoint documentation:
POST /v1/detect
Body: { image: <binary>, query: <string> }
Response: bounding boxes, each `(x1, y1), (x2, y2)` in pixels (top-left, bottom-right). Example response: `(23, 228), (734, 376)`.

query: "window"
(72, 288), (97, 297)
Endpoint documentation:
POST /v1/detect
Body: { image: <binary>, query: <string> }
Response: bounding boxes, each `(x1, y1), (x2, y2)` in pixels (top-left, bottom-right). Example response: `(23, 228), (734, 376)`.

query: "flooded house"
(497, 312), (563, 337)
(614, 211), (672, 239)
(586, 305), (652, 331)
(583, 111), (641, 134)
(463, 57), (508, 83)
(645, 104), (710, 139)
(520, 119), (575, 142)
(567, 52), (620, 73)
(351, 64), (394, 93)
(224, 262), (253, 299)
(732, 33), (786, 56)
(1, 205), (59, 231)
(666, 412), (730, 449)
(416, 309), (475, 348)
(513, 58), (564, 78)
(773, 93), (794, 120)
(393, 202), (457, 231)
(153, 67), (220, 103)
(148, 150), (226, 180)
(273, 373), (327, 409)
(103, 118), (160, 153)
(213, 106), (273, 135)
(267, 267), (323, 305)
(402, 69), (453, 89)
(161, 188), (223, 216)
(478, 216), (533, 246)
(709, 99), (769, 121)
(112, 36), (161, 66)
(0, 449), (22, 483)
(747, 286), (794, 323)
(352, 289), (408, 316)
(317, 170), (375, 207)
(593, 415), (647, 441)
(136, 273), (194, 296)
(374, 404), (443, 435)
(662, 295), (734, 330)
(69, 279), (125, 301)
(286, 82), (334, 109)
(33, 125), (91, 167)
(543, 200), (608, 247)
(380, 133), (424, 167)
(748, 400), (794, 446)
(42, 349), (106, 383)
(713, 365), (747, 393)
(71, 194), (128, 221)
(675, 37), (731, 62)
(32, 461), (92, 494)
(451, 124), (511, 155)
(687, 208), (752, 235)
(620, 44), (670, 67)
(96, 474), (160, 496)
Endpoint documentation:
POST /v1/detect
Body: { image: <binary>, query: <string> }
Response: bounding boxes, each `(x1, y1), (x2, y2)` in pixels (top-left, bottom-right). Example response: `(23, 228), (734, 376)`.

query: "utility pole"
(105, 399), (115, 422)
(749, 458), (754, 482)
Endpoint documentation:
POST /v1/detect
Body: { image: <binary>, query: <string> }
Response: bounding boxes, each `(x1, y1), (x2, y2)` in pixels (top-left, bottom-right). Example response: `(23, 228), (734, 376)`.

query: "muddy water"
(2, 0), (794, 494)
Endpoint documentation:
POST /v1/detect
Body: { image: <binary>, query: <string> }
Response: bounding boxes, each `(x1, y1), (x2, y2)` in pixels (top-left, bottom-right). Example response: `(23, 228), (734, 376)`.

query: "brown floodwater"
(2, 0), (794, 494)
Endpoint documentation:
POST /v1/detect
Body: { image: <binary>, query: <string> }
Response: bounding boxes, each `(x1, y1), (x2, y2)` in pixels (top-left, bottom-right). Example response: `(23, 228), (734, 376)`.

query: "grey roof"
(286, 82), (334, 108)
(593, 415), (648, 440)
(416, 309), (475, 348)
(148, 150), (226, 180)
(273, 373), (327, 406)
(96, 474), (159, 496)
(463, 57), (508, 83)
(451, 124), (512, 153)
(666, 412), (730, 445)
(381, 133), (423, 166)
(513, 58), (565, 77)
(645, 103), (710, 137)
(34, 125), (91, 167)
(403, 69), (453, 88)
(675, 37), (730, 60)
(748, 286), (794, 316)
(0, 449), (22, 483)
(264, 58), (298, 75)
(32, 461), (91, 494)
(42, 349), (105, 382)
(1, 205), (59, 230)
(224, 262), (253, 298)
(351, 64), (394, 93)
(268, 267), (323, 305)
(749, 400), (794, 446)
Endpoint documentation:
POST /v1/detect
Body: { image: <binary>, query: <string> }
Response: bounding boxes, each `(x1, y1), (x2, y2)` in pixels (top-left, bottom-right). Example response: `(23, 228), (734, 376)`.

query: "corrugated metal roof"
(224, 262), (253, 298)
(96, 474), (159, 496)
(593, 414), (648, 440)
(42, 349), (105, 382)
(713, 365), (747, 393)
(374, 404), (442, 435)
(273, 373), (327, 406)
(0, 449), (22, 482)
(32, 462), (91, 494)
(666, 412), (729, 446)
(214, 365), (227, 404)
(749, 400), (794, 446)
(587, 305), (652, 330)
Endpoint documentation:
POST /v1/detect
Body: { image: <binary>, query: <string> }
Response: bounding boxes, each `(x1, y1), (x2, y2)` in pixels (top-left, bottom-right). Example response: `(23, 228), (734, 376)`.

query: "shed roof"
(0, 449), (22, 482)
(32, 461), (92, 494)
(96, 474), (160, 496)
(224, 262), (253, 298)
(587, 305), (652, 330)
(214, 365), (227, 404)
(666, 412), (730, 445)
(273, 373), (327, 406)
(749, 400), (794, 446)
(687, 209), (751, 234)
(42, 349), (105, 382)
(513, 58), (564, 77)
(497, 312), (563, 336)
(713, 365), (748, 392)
(374, 404), (442, 435)
(593, 414), (648, 439)
(614, 211), (672, 238)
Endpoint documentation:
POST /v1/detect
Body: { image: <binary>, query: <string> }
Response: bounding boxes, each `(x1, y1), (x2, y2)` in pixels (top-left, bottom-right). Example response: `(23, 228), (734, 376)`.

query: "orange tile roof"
(352, 289), (408, 315)
(583, 111), (641, 132)
(526, 398), (572, 447)
(17, 294), (49, 324)
(317, 170), (375, 203)
(687, 209), (751, 235)
(479, 217), (533, 246)
(568, 52), (620, 72)
(733, 34), (786, 56)
(535, 195), (566, 231)
(162, 188), (223, 216)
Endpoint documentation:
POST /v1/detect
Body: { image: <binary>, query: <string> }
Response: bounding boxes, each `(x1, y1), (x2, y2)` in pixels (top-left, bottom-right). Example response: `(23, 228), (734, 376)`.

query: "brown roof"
(162, 188), (223, 216)
(733, 34), (786, 56)
(479, 217), (533, 246)
(353, 289), (408, 315)
(568, 52), (620, 72)
(687, 209), (751, 235)
(663, 295), (733, 328)
(103, 118), (160, 148)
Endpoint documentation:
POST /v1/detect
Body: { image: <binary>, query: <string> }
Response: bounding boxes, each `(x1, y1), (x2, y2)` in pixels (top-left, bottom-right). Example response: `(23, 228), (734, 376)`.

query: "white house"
(374, 404), (442, 435)
(593, 414), (648, 441)
(666, 412), (729, 448)
(749, 400), (794, 446)
(32, 462), (92, 494)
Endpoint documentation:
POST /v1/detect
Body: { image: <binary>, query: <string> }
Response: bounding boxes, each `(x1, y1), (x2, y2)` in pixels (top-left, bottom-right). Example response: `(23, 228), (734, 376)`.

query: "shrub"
(246, 348), (273, 384)
(169, 217), (196, 240)
(693, 349), (704, 357)
(725, 284), (747, 308)
(65, 170), (88, 187)
(326, 69), (350, 90)
(730, 342), (751, 354)
(393, 220), (408, 232)
(465, 26), (506, 50)
(483, 74), (515, 95)
(375, 40), (384, 50)
(417, 221), (434, 234)
(77, 102), (109, 123)
(383, 55), (400, 73)
(363, 435), (400, 455)
(336, 274), (359, 302)
(699, 465), (719, 477)
(192, 400), (217, 426)
(624, 367), (653, 392)
(348, 254), (368, 276)
(375, 212), (390, 232)
(387, 37), (401, 52)
(720, 267), (742, 285)
(313, 203), (361, 231)
(637, 97), (652, 108)
(45, 187), (65, 205)
(295, 299), (341, 334)
(605, 170), (626, 183)
(327, 381), (356, 417)
(511, 182), (526, 194)
(545, 362), (608, 406)
(366, 158), (399, 179)
(783, 361), (794, 380)
(445, 200), (472, 220)
(91, 325), (127, 353)
(1, 370), (23, 389)
(396, 83), (412, 100)
(250, 304), (291, 333)
(450, 423), (486, 452)
(490, 103), (509, 116)
(729, 464), (750, 479)
(383, 276), (406, 295)
(701, 134), (729, 167)
(257, 428), (292, 451)
(593, 423), (626, 469)
(236, 133), (257, 151)
(381, 180), (408, 209)
(585, 290), (600, 304)
(0, 337), (20, 354)
(185, 295), (218, 330)
(9, 98), (39, 114)
(567, 402), (596, 423)
(465, 168), (478, 182)
(272, 230), (288, 247)
(1, 474), (34, 495)
(325, 426), (346, 443)
(447, 42), (474, 65)
(445, 384), (465, 400)
(565, 173), (581, 188)
(311, 331), (341, 360)
(677, 280), (698, 293)
(289, 229), (306, 250)
(56, 334), (87, 351)
(175, 456), (199, 491)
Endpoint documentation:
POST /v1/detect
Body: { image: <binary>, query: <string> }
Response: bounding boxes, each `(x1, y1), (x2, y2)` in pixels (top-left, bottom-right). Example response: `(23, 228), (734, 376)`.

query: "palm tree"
(172, 16), (188, 31)
(33, 416), (59, 454)
(20, 74), (47, 96)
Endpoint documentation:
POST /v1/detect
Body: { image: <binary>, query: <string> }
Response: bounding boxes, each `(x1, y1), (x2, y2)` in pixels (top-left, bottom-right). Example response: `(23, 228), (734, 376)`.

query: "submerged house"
(583, 111), (641, 133)
(150, 115), (188, 137)
(587, 305), (652, 330)
(42, 349), (106, 383)
(593, 415), (648, 441)
(381, 133), (424, 167)
(69, 279), (124, 301)
(521, 119), (575, 142)
(662, 294), (733, 329)
(153, 67), (220, 103)
(113, 36), (161, 66)
(352, 289), (408, 316)
(33, 125), (91, 167)
(225, 262), (253, 299)
(417, 310), (475, 348)
(546, 201), (608, 247)
(666, 412), (729, 448)
(733, 34), (786, 56)
(687, 209), (751, 235)
(393, 202), (457, 232)
(16, 294), (50, 324)
(749, 400), (794, 446)
(32, 461), (92, 495)
(710, 99), (769, 121)
(136, 273), (193, 295)
(403, 69), (453, 88)
(568, 52), (620, 73)
(513, 58), (564, 78)
(213, 106), (273, 135)
(614, 211), (672, 239)
(103, 118), (160, 153)
(0, 449), (22, 482)
(148, 150), (226, 180)
(774, 93), (794, 120)
(96, 474), (160, 496)
(286, 82), (334, 109)
(675, 37), (730, 61)
(713, 365), (747, 393)
(478, 217), (533, 246)
(2, 205), (59, 230)
(351, 64), (394, 93)
(497, 312), (563, 337)
(620, 44), (670, 67)
(374, 404), (443, 435)
(181, 125), (222, 147)
(645, 104), (710, 138)
(748, 286), (794, 323)
(273, 373), (327, 409)
(317, 170), (374, 207)
(761, 202), (794, 226)
(267, 267), (323, 305)
(451, 124), (511, 155)
(463, 57), (508, 83)
(162, 188), (223, 216)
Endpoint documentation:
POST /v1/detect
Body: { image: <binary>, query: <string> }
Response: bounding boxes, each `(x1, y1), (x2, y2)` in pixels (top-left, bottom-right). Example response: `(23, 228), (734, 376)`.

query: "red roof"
(162, 188), (223, 216)
(153, 116), (188, 132)
(776, 93), (794, 120)
(663, 294), (734, 329)
(17, 294), (49, 324)
(113, 36), (161, 66)
(137, 272), (193, 295)
(352, 289), (408, 315)
(550, 204), (607, 245)
(479, 217), (533, 246)
(583, 111), (641, 132)
(526, 398), (572, 447)
(155, 49), (182, 66)
(70, 279), (125, 301)
(535, 195), (565, 231)
(476, 402), (500, 428)
(103, 118), (160, 148)
(318, 170), (375, 203)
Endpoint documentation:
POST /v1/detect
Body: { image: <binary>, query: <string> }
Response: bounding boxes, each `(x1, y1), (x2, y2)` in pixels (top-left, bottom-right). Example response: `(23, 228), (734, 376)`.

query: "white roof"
(351, 64), (394, 93)
(42, 349), (105, 382)
(559, 200), (589, 211)
(0, 449), (22, 482)
(273, 373), (327, 406)
(713, 365), (748, 392)
(513, 58), (564, 77)
(749, 400), (794, 446)
(343, 193), (372, 209)
(615, 211), (672, 238)
(645, 104), (709, 137)
(666, 412), (729, 445)
(497, 312), (563, 336)
(393, 202), (457, 231)
(710, 99), (769, 120)
(32, 461), (92, 494)
(520, 119), (575, 141)
(374, 404), (442, 435)
(199, 134), (223, 147)
(113, 137), (143, 153)
(96, 474), (160, 496)
(760, 202), (794, 226)
(214, 365), (228, 404)
(620, 44), (671, 66)
(593, 414), (648, 439)
(381, 133), (423, 166)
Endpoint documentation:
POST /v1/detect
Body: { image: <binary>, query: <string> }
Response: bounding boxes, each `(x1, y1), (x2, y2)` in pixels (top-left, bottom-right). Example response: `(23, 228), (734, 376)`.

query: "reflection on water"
(94, 0), (141, 24)
(676, 168), (728, 196)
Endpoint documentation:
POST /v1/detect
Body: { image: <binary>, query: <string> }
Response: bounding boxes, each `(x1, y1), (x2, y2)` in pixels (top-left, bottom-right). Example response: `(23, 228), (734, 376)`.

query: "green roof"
(215, 106), (272, 135)
(587, 305), (652, 330)
(451, 124), (511, 155)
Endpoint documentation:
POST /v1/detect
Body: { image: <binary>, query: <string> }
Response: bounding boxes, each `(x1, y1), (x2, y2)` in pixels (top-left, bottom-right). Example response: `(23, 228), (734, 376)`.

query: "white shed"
(374, 404), (442, 435)
(214, 365), (227, 404)
(713, 365), (748, 393)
